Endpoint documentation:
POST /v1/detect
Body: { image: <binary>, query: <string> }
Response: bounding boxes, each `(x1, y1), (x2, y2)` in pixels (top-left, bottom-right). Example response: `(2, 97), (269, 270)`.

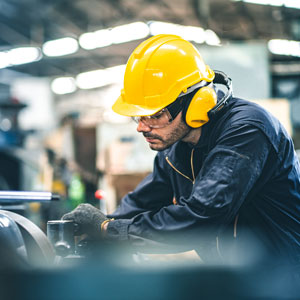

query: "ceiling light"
(76, 65), (126, 90)
(0, 52), (10, 69)
(148, 21), (220, 45)
(205, 30), (221, 46)
(285, 0), (300, 8)
(234, 0), (283, 6)
(182, 26), (206, 44)
(79, 22), (149, 50)
(110, 22), (150, 44)
(268, 39), (300, 57)
(0, 47), (42, 69)
(149, 21), (186, 37)
(232, 0), (300, 9)
(51, 77), (77, 95)
(43, 37), (79, 57)
(79, 29), (112, 50)
(9, 47), (42, 65)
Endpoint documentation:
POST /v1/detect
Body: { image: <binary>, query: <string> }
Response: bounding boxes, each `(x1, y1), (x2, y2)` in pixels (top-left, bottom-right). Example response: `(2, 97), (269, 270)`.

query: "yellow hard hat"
(112, 34), (215, 117)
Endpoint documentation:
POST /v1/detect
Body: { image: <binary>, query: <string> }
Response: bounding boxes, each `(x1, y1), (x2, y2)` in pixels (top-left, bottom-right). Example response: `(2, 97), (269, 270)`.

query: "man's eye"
(152, 114), (163, 120)
(151, 111), (165, 120)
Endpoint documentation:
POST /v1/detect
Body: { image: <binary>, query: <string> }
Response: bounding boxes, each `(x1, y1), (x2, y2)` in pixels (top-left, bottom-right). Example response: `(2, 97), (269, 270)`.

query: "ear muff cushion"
(185, 87), (217, 128)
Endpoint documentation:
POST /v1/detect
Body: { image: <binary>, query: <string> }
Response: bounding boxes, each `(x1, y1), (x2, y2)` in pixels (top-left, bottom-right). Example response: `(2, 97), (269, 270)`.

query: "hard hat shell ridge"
(112, 34), (215, 117)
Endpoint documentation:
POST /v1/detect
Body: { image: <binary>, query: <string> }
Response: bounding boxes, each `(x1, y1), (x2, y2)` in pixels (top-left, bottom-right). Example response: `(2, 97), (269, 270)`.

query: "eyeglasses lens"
(132, 109), (173, 128)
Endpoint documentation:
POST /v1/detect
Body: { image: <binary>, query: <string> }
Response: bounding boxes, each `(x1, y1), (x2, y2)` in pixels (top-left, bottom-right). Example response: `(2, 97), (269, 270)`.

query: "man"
(63, 34), (300, 266)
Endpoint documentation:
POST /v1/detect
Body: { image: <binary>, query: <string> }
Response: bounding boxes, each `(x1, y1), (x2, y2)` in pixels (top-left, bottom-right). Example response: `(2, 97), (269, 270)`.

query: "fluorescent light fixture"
(205, 29), (221, 46)
(148, 21), (220, 45)
(149, 21), (189, 37)
(232, 0), (300, 9)
(0, 47), (42, 69)
(76, 65), (126, 90)
(51, 77), (77, 95)
(79, 29), (112, 50)
(79, 21), (219, 51)
(79, 22), (149, 50)
(182, 26), (206, 44)
(0, 52), (10, 69)
(110, 22), (150, 44)
(233, 0), (282, 5)
(268, 39), (300, 57)
(43, 37), (79, 57)
(9, 47), (42, 65)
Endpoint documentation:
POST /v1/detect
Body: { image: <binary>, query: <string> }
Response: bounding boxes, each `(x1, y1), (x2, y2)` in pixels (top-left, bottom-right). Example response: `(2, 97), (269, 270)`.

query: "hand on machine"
(61, 203), (109, 238)
(46, 204), (110, 261)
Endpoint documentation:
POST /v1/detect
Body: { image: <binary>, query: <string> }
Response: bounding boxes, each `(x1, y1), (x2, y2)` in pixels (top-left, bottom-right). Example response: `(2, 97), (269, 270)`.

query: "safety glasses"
(132, 108), (173, 128)
(132, 96), (184, 128)
(132, 81), (209, 129)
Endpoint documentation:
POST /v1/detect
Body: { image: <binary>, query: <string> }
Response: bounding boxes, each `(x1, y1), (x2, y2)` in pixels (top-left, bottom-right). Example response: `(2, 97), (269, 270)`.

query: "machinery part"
(0, 210), (55, 266)
(0, 191), (60, 203)
(0, 213), (27, 261)
(47, 220), (75, 257)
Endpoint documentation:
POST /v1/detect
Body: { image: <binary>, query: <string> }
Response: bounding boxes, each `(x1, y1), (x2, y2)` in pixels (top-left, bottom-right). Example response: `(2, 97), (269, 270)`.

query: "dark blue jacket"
(107, 96), (300, 265)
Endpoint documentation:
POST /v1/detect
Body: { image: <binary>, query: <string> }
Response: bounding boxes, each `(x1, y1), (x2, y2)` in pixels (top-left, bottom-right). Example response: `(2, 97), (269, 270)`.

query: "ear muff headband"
(207, 71), (233, 119)
(183, 71), (233, 128)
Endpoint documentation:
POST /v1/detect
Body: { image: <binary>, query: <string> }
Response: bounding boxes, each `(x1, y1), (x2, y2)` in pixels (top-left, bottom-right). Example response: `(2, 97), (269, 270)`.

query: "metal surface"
(0, 191), (60, 203)
(0, 213), (27, 260)
(47, 220), (75, 257)
(0, 210), (55, 266)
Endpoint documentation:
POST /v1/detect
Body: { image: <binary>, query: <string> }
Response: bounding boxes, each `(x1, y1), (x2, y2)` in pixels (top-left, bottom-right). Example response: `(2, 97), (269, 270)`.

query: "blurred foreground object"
(0, 210), (55, 267)
(0, 191), (59, 267)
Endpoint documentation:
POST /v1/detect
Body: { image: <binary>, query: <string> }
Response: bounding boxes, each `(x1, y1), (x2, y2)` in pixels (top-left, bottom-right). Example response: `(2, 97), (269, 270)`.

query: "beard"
(143, 121), (191, 151)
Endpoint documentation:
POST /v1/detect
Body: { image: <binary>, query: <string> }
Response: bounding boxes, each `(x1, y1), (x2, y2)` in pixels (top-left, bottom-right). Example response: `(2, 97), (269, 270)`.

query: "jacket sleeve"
(106, 124), (272, 250)
(108, 154), (174, 219)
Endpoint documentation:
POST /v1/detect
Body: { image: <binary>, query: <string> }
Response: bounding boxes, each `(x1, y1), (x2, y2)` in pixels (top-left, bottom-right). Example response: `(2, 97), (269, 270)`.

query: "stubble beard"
(145, 121), (191, 151)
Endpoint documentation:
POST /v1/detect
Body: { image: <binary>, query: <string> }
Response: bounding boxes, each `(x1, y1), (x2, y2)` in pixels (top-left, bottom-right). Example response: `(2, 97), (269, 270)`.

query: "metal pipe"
(0, 191), (60, 203)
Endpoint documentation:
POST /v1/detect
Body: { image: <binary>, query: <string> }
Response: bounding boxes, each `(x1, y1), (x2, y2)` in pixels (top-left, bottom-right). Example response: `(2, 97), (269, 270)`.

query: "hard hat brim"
(112, 94), (165, 117)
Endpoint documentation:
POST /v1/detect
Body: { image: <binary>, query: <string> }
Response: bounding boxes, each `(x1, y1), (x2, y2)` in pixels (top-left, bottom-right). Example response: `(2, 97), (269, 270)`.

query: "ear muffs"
(182, 71), (233, 128)
(184, 86), (217, 128)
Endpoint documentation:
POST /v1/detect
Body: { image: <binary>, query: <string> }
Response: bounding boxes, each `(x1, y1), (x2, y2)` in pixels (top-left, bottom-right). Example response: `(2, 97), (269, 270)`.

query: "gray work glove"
(62, 203), (108, 237)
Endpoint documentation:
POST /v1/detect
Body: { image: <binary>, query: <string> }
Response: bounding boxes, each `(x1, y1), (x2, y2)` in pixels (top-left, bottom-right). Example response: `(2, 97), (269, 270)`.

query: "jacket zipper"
(165, 148), (195, 184)
(166, 149), (239, 259)
(190, 148), (195, 183)
(233, 214), (239, 238)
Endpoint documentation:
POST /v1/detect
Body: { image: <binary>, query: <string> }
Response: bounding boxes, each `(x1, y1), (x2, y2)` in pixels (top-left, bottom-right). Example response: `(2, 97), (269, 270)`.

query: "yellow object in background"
(52, 179), (67, 197)
(29, 202), (41, 213)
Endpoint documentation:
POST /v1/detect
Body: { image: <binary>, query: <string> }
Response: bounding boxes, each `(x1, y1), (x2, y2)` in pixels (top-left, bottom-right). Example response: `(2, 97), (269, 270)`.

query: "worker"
(63, 34), (300, 266)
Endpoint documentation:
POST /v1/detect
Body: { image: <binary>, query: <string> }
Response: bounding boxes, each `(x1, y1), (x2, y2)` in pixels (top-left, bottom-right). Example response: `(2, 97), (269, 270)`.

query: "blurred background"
(0, 0), (300, 228)
(1, 1), (300, 298)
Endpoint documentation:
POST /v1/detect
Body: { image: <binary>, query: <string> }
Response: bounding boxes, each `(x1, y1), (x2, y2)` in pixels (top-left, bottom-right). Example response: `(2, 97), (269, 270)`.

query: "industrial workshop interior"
(0, 0), (300, 299)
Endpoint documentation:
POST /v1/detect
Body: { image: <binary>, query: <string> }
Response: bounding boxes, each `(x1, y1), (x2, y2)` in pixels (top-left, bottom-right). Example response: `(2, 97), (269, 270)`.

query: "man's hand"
(62, 203), (108, 237)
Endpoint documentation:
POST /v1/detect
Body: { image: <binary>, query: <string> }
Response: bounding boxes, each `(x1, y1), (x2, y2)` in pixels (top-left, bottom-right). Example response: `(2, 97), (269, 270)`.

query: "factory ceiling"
(0, 0), (300, 78)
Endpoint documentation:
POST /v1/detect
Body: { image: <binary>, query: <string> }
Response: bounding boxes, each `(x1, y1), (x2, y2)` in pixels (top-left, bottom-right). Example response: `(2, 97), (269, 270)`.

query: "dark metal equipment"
(47, 220), (76, 258)
(0, 191), (59, 267)
(0, 210), (55, 266)
(0, 212), (28, 261)
(46, 220), (93, 261)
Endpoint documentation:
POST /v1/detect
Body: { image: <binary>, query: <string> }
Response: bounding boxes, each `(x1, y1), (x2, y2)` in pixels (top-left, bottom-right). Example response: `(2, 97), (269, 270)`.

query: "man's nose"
(137, 120), (152, 132)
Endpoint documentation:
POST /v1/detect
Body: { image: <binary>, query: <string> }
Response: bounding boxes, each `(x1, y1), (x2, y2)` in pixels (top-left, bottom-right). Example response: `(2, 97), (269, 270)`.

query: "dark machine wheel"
(0, 210), (55, 266)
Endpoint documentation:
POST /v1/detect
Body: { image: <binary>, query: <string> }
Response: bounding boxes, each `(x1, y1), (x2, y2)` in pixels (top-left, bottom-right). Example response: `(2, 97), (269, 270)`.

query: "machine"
(0, 191), (58, 268)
